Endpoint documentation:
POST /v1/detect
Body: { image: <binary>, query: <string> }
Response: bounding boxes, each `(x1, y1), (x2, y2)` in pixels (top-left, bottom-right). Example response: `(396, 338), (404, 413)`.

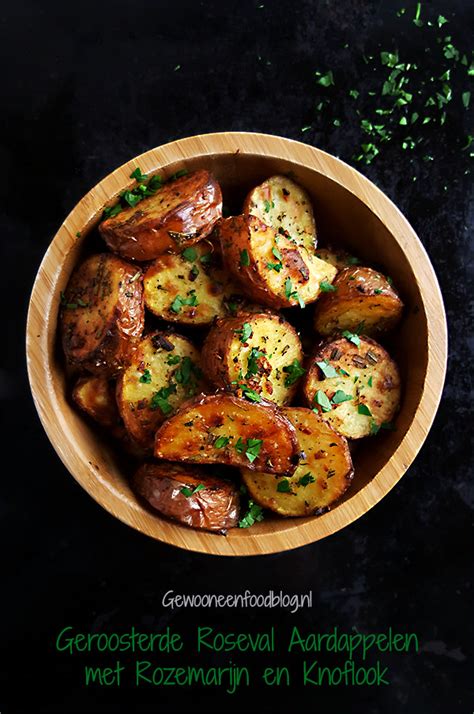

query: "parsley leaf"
(214, 436), (230, 449)
(246, 348), (266, 378)
(239, 501), (264, 528)
(358, 403), (372, 416)
(342, 330), (361, 346)
(235, 437), (263, 463)
(130, 167), (147, 182)
(139, 369), (152, 384)
(180, 483), (206, 498)
(331, 390), (352, 404)
(182, 247), (197, 262)
(316, 360), (339, 379)
(235, 322), (253, 343)
(314, 390), (332, 413)
(320, 280), (337, 292)
(276, 479), (292, 493)
(170, 291), (198, 314)
(298, 472), (315, 487)
(240, 249), (250, 266)
(166, 355), (181, 365)
(150, 384), (177, 414)
(283, 359), (306, 387)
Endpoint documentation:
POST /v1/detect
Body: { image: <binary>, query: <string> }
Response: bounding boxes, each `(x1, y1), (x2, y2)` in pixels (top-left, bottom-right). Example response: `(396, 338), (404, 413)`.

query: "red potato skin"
(60, 254), (144, 376)
(133, 462), (240, 532)
(218, 214), (313, 309)
(99, 170), (223, 261)
(154, 393), (299, 475)
(72, 376), (120, 428)
(314, 266), (403, 336)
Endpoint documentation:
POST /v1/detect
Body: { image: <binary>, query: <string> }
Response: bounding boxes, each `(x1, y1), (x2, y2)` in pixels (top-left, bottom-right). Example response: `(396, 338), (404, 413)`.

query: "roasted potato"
(154, 393), (299, 475)
(242, 407), (353, 516)
(201, 312), (304, 405)
(303, 335), (401, 439)
(99, 170), (222, 261)
(314, 246), (361, 271)
(72, 375), (120, 429)
(243, 175), (317, 251)
(219, 215), (337, 309)
(60, 254), (144, 375)
(143, 242), (245, 326)
(133, 462), (240, 532)
(314, 266), (403, 336)
(117, 332), (206, 449)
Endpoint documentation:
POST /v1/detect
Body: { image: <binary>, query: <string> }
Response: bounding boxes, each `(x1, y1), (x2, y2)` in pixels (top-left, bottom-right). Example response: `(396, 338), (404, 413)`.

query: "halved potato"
(73, 376), (120, 429)
(219, 214), (336, 309)
(242, 407), (353, 516)
(99, 170), (222, 261)
(303, 335), (401, 439)
(314, 246), (361, 271)
(60, 254), (144, 375)
(143, 242), (245, 325)
(243, 175), (317, 251)
(133, 462), (240, 532)
(117, 332), (206, 449)
(201, 312), (304, 405)
(314, 266), (403, 336)
(154, 393), (298, 475)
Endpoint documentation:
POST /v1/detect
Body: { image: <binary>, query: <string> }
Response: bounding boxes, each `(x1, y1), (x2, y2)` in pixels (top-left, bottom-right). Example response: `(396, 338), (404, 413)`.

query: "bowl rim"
(26, 131), (448, 556)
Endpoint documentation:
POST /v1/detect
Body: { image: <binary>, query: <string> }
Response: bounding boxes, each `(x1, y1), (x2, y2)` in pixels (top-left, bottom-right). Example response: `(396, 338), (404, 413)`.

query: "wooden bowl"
(26, 132), (447, 556)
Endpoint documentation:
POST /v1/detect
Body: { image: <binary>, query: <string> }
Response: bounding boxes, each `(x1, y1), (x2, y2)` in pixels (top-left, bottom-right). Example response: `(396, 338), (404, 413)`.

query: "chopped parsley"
(182, 247), (197, 262)
(320, 280), (337, 292)
(283, 359), (306, 387)
(314, 390), (332, 413)
(139, 369), (152, 384)
(235, 322), (253, 343)
(368, 376), (373, 387)
(239, 501), (264, 528)
(180, 483), (206, 498)
(267, 261), (283, 272)
(298, 472), (316, 487)
(240, 249), (250, 266)
(358, 403), (372, 416)
(246, 348), (266, 378)
(263, 199), (274, 212)
(342, 330), (361, 347)
(316, 360), (339, 379)
(285, 278), (305, 307)
(331, 390), (353, 404)
(214, 436), (230, 449)
(237, 384), (262, 403)
(276, 479), (292, 493)
(130, 167), (147, 182)
(235, 437), (263, 463)
(150, 384), (177, 414)
(166, 354), (181, 365)
(174, 356), (202, 395)
(170, 291), (198, 313)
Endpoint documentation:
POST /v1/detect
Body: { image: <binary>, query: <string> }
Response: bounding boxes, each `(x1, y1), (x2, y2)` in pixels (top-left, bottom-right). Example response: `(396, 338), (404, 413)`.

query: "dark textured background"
(1, 1), (473, 712)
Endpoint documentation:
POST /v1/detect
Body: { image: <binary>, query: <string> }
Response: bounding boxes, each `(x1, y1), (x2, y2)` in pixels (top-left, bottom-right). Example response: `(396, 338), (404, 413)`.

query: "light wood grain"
(26, 132), (447, 556)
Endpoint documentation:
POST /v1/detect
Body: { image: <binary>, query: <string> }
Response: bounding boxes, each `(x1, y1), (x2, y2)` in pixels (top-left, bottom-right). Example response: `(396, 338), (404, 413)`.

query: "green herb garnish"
(170, 291), (198, 313)
(276, 479), (292, 493)
(239, 501), (264, 528)
(332, 390), (352, 404)
(320, 280), (337, 292)
(139, 369), (152, 384)
(298, 473), (315, 487)
(182, 247), (197, 262)
(314, 390), (332, 413)
(235, 322), (253, 343)
(316, 360), (339, 379)
(342, 330), (361, 347)
(235, 437), (263, 463)
(180, 483), (206, 498)
(358, 403), (372, 416)
(240, 249), (250, 266)
(283, 359), (306, 387)
(150, 384), (177, 414)
(214, 436), (230, 449)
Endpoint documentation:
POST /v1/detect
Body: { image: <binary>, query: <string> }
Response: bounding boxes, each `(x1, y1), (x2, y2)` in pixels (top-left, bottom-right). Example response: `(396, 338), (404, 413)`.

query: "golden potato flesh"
(242, 407), (353, 516)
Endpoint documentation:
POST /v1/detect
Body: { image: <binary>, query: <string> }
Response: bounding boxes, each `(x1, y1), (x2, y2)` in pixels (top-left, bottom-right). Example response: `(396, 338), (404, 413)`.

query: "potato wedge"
(314, 246), (361, 272)
(154, 394), (299, 475)
(314, 266), (403, 336)
(60, 254), (144, 375)
(219, 214), (336, 309)
(242, 407), (353, 516)
(72, 375), (120, 429)
(133, 462), (240, 532)
(201, 312), (304, 405)
(117, 332), (206, 449)
(303, 335), (401, 439)
(243, 175), (317, 251)
(143, 242), (245, 326)
(99, 170), (222, 261)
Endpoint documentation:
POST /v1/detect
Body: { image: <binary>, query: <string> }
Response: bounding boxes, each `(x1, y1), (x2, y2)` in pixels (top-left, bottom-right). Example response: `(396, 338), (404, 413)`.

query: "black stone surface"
(1, 1), (472, 712)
